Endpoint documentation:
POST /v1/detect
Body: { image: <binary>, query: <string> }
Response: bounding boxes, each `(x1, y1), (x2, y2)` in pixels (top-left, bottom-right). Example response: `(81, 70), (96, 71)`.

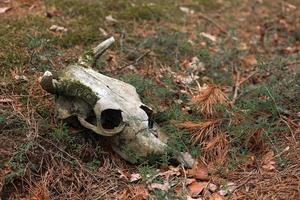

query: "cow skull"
(40, 37), (194, 168)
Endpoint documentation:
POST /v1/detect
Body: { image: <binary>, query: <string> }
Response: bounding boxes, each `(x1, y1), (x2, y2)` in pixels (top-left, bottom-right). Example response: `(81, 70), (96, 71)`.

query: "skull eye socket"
(100, 109), (123, 129)
(140, 105), (154, 129)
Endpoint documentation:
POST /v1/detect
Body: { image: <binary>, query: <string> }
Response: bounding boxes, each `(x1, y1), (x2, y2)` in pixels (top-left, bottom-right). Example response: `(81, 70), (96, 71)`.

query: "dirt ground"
(0, 0), (299, 199)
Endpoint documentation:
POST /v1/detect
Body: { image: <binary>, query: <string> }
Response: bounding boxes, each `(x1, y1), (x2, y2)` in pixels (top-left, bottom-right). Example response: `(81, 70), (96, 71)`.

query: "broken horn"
(39, 71), (58, 94)
(91, 36), (115, 67)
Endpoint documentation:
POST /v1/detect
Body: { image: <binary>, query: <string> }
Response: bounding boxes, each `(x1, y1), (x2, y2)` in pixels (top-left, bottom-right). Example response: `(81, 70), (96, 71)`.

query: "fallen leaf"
(238, 42), (249, 51)
(242, 55), (257, 67)
(179, 6), (194, 14)
(187, 178), (197, 185)
(210, 193), (224, 200)
(50, 25), (67, 32)
(200, 32), (217, 42)
(176, 152), (196, 168)
(208, 183), (218, 192)
(187, 57), (206, 72)
(130, 173), (141, 182)
(188, 182), (208, 197)
(187, 195), (203, 200)
(175, 74), (199, 85)
(105, 15), (118, 23)
(218, 182), (237, 196)
(284, 2), (297, 11)
(187, 162), (209, 181)
(117, 169), (129, 181)
(0, 98), (13, 103)
(218, 189), (227, 196)
(99, 27), (108, 36)
(14, 75), (28, 82)
(0, 7), (10, 14)
(262, 151), (276, 171)
(119, 184), (149, 200)
(149, 182), (170, 191)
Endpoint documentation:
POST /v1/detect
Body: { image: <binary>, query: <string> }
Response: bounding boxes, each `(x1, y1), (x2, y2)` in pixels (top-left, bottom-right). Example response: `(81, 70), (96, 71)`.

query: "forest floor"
(0, 0), (299, 199)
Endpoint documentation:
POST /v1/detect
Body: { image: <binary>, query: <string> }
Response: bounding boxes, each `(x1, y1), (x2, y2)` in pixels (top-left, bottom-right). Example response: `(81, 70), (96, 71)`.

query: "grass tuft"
(192, 84), (228, 117)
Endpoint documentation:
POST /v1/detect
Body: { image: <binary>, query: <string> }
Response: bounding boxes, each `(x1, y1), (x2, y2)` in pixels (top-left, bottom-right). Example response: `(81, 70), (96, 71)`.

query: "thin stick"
(38, 136), (102, 184)
(181, 164), (188, 194)
(233, 170), (255, 192)
(231, 65), (240, 106)
(265, 86), (296, 143)
(118, 50), (151, 70)
(231, 69), (257, 105)
(198, 13), (228, 34)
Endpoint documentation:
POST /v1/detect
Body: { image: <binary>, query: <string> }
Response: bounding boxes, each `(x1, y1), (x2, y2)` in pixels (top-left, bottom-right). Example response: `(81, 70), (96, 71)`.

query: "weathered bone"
(40, 37), (195, 168)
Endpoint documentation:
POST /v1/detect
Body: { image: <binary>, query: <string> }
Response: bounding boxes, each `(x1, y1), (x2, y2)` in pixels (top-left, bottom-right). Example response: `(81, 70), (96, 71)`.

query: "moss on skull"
(56, 79), (99, 106)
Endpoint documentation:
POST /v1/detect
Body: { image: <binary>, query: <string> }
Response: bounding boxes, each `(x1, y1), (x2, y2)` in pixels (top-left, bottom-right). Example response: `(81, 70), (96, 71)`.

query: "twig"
(231, 69), (257, 105)
(181, 164), (188, 194)
(233, 170), (256, 192)
(198, 12), (228, 34)
(264, 86), (296, 143)
(37, 136), (102, 184)
(231, 65), (240, 106)
(118, 50), (151, 71)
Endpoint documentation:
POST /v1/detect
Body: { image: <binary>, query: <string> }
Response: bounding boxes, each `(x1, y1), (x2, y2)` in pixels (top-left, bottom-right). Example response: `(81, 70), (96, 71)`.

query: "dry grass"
(117, 184), (149, 200)
(230, 134), (300, 200)
(191, 85), (228, 117)
(14, 147), (131, 200)
(177, 119), (222, 145)
(177, 119), (228, 163)
(245, 128), (269, 154)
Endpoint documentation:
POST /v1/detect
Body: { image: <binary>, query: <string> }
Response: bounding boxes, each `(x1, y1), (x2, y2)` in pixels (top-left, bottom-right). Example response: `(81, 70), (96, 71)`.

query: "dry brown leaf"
(188, 182), (209, 197)
(149, 182), (170, 191)
(187, 195), (203, 200)
(119, 184), (149, 200)
(187, 162), (209, 181)
(0, 7), (10, 14)
(0, 98), (14, 103)
(187, 178), (197, 185)
(50, 25), (67, 32)
(117, 169), (130, 181)
(242, 55), (257, 67)
(185, 57), (206, 72)
(208, 183), (218, 192)
(210, 193), (224, 200)
(180, 6), (195, 14)
(105, 15), (118, 23)
(130, 173), (141, 182)
(262, 151), (276, 171)
(200, 32), (217, 42)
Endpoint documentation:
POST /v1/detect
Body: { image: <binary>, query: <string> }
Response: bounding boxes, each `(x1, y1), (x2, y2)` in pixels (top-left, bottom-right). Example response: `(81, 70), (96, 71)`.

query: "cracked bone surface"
(40, 37), (195, 168)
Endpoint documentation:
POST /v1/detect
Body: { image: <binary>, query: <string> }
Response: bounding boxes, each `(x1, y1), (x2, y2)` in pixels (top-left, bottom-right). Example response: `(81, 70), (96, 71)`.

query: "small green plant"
(138, 165), (157, 183)
(86, 159), (101, 171)
(6, 141), (35, 182)
(51, 124), (71, 143)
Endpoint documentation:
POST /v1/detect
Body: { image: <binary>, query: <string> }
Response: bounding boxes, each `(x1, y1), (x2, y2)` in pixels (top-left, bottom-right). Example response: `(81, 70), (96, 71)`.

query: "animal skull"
(40, 37), (194, 168)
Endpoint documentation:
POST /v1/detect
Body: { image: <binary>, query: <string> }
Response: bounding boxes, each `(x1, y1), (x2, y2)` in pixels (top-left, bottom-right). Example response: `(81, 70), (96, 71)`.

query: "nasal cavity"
(100, 109), (123, 129)
(140, 105), (154, 129)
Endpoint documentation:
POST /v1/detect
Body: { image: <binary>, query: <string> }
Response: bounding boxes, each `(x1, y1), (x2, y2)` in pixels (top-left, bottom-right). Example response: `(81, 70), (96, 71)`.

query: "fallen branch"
(233, 170), (256, 192)
(231, 65), (240, 106)
(198, 13), (228, 34)
(118, 50), (151, 71)
(231, 68), (257, 105)
(37, 136), (102, 185)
